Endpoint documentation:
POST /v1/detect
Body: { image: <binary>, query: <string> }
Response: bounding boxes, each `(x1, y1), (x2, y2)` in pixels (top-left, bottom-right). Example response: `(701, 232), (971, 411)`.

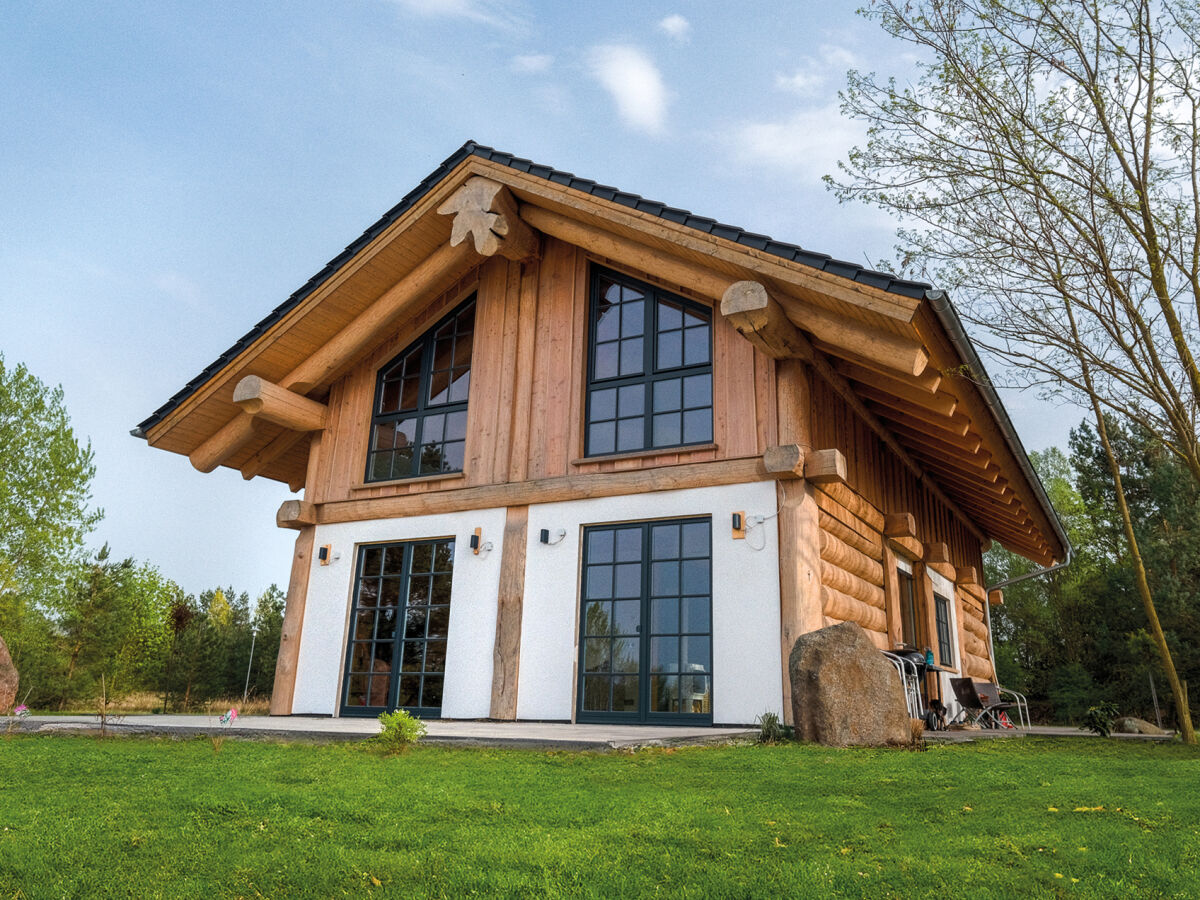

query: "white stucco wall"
(294, 507), (508, 717)
(518, 482), (784, 725)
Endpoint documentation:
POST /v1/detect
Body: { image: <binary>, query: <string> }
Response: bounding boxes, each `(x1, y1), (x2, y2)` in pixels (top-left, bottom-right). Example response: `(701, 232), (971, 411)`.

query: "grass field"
(0, 736), (1197, 898)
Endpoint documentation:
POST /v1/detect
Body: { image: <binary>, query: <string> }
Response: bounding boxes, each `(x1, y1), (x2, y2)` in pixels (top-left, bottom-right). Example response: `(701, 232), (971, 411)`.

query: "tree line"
(1, 355), (283, 712)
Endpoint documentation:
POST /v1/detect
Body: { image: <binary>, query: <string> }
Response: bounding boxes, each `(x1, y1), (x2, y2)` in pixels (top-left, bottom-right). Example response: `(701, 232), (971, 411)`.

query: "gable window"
(585, 268), (713, 457)
(366, 298), (475, 482)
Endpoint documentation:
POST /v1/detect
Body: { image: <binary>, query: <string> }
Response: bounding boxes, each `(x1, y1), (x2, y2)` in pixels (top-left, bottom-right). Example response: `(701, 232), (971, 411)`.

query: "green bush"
(374, 709), (427, 753)
(1082, 702), (1120, 738)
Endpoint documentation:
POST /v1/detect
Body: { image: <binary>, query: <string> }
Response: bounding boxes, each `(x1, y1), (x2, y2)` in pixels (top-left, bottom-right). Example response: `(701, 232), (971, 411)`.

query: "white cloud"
(731, 103), (867, 181)
(386, 0), (525, 30)
(658, 14), (691, 42)
(775, 44), (861, 98)
(511, 53), (553, 73)
(588, 45), (669, 136)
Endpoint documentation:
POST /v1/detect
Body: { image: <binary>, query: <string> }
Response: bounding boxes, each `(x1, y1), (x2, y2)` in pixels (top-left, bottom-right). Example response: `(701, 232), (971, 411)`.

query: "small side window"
(934, 593), (954, 667)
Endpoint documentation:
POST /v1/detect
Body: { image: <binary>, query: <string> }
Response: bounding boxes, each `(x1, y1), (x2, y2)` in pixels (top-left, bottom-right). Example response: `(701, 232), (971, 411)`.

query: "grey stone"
(1113, 716), (1167, 736)
(0, 634), (18, 713)
(789, 621), (911, 747)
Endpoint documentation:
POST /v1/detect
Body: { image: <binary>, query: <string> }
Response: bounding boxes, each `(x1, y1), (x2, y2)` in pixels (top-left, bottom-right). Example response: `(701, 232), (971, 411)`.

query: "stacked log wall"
(814, 482), (889, 650)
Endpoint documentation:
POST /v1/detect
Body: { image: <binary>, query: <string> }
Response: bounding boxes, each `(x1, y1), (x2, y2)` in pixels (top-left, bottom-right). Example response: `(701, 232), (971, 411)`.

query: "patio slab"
(16, 714), (756, 751)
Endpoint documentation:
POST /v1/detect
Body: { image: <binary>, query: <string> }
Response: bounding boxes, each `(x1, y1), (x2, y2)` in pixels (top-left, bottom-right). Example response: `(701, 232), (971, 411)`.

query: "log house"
(134, 142), (1067, 725)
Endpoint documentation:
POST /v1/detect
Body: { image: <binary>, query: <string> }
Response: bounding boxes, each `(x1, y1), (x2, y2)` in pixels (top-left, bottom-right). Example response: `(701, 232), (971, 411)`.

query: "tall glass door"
(577, 517), (712, 724)
(341, 538), (454, 717)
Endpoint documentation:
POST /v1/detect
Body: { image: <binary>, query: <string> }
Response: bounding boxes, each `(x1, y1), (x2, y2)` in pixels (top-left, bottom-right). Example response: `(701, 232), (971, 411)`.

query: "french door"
(577, 517), (712, 724)
(341, 538), (454, 717)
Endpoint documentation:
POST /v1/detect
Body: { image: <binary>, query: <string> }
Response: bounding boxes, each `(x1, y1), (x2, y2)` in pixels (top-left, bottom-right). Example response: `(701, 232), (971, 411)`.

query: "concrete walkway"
(926, 724), (1175, 743)
(17, 714), (755, 751)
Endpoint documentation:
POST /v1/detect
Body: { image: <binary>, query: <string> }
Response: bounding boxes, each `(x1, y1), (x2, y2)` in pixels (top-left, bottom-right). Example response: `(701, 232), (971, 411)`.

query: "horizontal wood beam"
(438, 176), (539, 262)
(233, 376), (328, 432)
(883, 512), (917, 539)
(763, 443), (805, 477)
(834, 359), (957, 416)
(315, 456), (782, 525)
(190, 239), (476, 473)
(803, 448), (847, 485)
(720, 281), (807, 359)
(821, 346), (943, 394)
(277, 499), (317, 529)
(854, 385), (972, 436)
(884, 422), (988, 465)
(521, 204), (929, 376)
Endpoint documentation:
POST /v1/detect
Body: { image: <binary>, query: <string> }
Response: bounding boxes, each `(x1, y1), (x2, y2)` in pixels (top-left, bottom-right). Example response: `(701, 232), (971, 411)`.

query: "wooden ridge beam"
(720, 281), (808, 359)
(190, 239), (476, 473)
(521, 204), (929, 376)
(233, 376), (328, 432)
(438, 176), (539, 262)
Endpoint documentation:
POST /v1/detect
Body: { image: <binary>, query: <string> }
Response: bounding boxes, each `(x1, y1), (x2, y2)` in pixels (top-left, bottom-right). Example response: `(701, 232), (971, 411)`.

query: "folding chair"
(950, 677), (1020, 729)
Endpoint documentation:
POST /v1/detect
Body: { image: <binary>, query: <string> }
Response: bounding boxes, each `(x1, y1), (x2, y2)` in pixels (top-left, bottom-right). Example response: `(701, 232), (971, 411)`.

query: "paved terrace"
(14, 715), (1174, 748)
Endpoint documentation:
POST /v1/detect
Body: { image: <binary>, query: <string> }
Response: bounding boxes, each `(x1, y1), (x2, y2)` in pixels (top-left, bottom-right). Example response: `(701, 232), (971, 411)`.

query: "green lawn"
(0, 736), (1197, 898)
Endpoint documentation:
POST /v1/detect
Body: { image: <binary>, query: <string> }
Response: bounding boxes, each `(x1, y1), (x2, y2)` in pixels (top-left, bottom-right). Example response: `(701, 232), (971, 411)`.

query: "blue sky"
(0, 1), (1071, 599)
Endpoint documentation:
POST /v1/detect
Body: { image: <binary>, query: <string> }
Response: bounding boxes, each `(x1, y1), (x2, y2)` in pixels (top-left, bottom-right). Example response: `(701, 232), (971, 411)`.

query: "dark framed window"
(934, 593), (954, 667)
(366, 297), (475, 482)
(898, 568), (918, 647)
(578, 516), (712, 725)
(341, 538), (455, 717)
(585, 268), (713, 456)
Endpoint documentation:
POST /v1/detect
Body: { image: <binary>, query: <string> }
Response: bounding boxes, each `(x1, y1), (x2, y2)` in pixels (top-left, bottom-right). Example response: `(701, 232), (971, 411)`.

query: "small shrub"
(1082, 702), (1120, 738)
(909, 717), (926, 747)
(374, 709), (427, 754)
(755, 711), (790, 744)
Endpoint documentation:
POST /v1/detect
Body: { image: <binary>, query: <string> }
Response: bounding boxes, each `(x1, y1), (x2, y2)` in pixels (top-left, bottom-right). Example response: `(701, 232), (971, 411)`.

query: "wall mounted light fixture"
(539, 528), (567, 546)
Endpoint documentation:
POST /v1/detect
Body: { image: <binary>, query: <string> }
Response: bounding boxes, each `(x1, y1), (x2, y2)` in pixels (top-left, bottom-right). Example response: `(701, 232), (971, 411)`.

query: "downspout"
(925, 290), (1074, 682)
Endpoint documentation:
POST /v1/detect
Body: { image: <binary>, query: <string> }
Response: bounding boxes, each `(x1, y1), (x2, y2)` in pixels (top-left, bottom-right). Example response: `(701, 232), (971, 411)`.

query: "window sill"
(350, 471), (466, 492)
(571, 443), (719, 466)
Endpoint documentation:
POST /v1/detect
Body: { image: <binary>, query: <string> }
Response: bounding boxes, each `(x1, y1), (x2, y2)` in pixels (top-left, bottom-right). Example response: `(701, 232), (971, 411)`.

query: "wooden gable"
(137, 142), (1066, 567)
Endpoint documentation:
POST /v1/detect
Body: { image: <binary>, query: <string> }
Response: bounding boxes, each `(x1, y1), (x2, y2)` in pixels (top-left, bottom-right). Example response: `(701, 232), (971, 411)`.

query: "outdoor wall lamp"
(470, 528), (493, 556)
(539, 528), (567, 546)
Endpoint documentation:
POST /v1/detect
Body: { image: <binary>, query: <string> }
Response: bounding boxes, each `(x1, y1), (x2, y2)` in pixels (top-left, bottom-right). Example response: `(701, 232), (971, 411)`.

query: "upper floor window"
(585, 268), (713, 457)
(366, 297), (475, 482)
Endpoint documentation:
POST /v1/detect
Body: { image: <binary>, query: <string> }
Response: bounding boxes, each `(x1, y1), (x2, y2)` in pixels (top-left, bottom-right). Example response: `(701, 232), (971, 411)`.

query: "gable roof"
(133, 140), (1068, 567)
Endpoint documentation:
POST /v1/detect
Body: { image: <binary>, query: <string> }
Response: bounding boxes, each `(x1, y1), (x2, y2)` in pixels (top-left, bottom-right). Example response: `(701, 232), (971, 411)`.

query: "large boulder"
(789, 622), (910, 747)
(1113, 716), (1167, 736)
(0, 635), (17, 713)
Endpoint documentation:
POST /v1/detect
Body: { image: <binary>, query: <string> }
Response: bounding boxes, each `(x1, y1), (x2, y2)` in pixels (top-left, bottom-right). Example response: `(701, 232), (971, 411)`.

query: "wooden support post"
(438, 176), (539, 262)
(777, 478), (822, 726)
(270, 527), (315, 715)
(233, 376), (329, 432)
(881, 544), (903, 648)
(490, 505), (529, 720)
(803, 448), (847, 485)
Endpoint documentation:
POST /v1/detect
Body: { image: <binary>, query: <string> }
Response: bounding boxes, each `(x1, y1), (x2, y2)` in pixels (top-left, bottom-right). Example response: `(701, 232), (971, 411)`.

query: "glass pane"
(448, 367), (470, 403)
(611, 675), (639, 711)
(401, 642), (424, 672)
(355, 611), (375, 640)
(681, 559), (710, 595)
(683, 408), (712, 444)
(407, 575), (430, 606)
(427, 605), (450, 640)
(380, 579), (401, 606)
(611, 638), (639, 673)
(425, 641), (447, 673)
(444, 410), (468, 441)
(589, 421), (615, 455)
(658, 299), (682, 331)
(657, 330), (682, 369)
(619, 338), (643, 376)
(680, 674), (711, 713)
(683, 374), (710, 409)
(400, 375), (421, 411)
(345, 675), (369, 707)
(372, 642), (394, 674)
(595, 298), (619, 342)
(584, 601), (612, 636)
(681, 597), (710, 633)
(684, 325), (710, 365)
(650, 561), (679, 597)
(652, 413), (681, 447)
(428, 367), (450, 406)
(590, 388), (616, 421)
(369, 452), (391, 482)
(350, 643), (372, 673)
(431, 573), (453, 604)
(651, 675), (679, 713)
(380, 381), (401, 414)
(397, 675), (420, 708)
(585, 565), (613, 600)
(362, 548), (383, 576)
(615, 528), (641, 561)
(682, 636), (711, 670)
(616, 418), (643, 452)
(377, 608), (398, 641)
(651, 637), (679, 673)
(587, 530), (614, 564)
(651, 597), (679, 634)
(653, 378), (682, 412)
(583, 675), (611, 711)
(594, 341), (619, 380)
(621, 300), (644, 337)
(612, 600), (640, 636)
(357, 580), (379, 608)
(584, 638), (611, 673)
(617, 384), (644, 417)
(422, 676), (444, 708)
(651, 524), (679, 559)
(613, 563), (641, 599)
(682, 521), (710, 557)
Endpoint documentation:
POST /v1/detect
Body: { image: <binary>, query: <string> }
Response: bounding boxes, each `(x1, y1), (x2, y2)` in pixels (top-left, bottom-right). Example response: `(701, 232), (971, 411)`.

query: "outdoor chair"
(949, 677), (1021, 729)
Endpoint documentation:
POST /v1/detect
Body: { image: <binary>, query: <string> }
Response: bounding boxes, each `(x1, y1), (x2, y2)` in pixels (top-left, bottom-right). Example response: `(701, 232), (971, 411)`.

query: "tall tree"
(832, 0), (1199, 741)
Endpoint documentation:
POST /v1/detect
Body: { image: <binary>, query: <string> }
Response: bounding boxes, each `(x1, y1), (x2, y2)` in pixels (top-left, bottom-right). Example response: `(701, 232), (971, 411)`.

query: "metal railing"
(883, 651), (924, 719)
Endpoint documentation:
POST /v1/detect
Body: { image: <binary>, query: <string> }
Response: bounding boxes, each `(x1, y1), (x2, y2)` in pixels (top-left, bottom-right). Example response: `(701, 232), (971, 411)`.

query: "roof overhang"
(135, 141), (1067, 566)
